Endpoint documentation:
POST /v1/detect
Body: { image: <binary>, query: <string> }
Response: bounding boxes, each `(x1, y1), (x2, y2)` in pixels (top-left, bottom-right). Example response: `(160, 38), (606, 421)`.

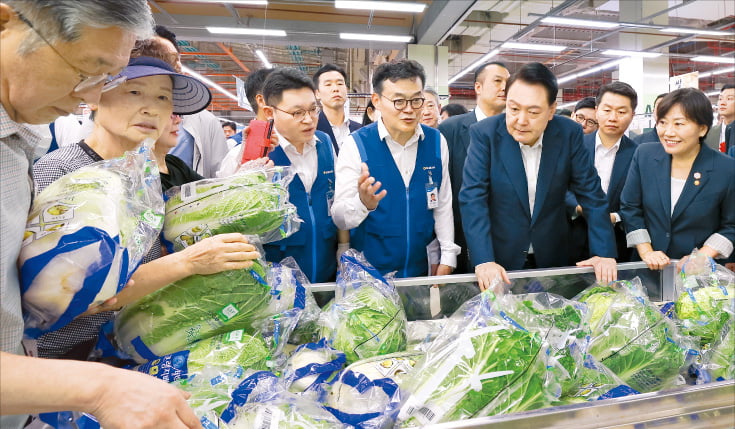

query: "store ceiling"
(148, 0), (735, 120)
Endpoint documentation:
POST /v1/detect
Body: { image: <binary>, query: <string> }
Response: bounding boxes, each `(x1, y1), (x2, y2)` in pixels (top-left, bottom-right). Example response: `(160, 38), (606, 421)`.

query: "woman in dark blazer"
(620, 88), (735, 270)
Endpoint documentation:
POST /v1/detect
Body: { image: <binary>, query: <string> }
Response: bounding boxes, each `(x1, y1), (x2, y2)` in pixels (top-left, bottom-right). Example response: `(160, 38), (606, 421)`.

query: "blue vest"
(264, 131), (338, 283)
(350, 123), (442, 278)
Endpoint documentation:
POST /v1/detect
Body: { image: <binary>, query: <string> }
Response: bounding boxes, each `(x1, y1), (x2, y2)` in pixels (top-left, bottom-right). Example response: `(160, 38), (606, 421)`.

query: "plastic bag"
(406, 319), (447, 351)
(162, 166), (300, 251)
(132, 329), (270, 383)
(575, 277), (697, 393)
(674, 249), (734, 348)
(696, 300), (735, 383)
(283, 339), (346, 393)
(556, 348), (639, 404)
(115, 260), (272, 362)
(398, 289), (576, 426)
(319, 250), (407, 364)
(325, 369), (402, 429)
(19, 139), (163, 338)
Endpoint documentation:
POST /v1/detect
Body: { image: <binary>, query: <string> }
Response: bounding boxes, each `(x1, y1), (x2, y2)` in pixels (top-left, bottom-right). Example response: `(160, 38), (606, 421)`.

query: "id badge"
(425, 183), (438, 210)
(326, 180), (335, 212)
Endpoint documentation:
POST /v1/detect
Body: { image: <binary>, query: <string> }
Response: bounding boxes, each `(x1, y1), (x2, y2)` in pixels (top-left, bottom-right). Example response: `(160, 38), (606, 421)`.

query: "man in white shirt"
(313, 63), (361, 154)
(332, 59), (459, 280)
(568, 82), (639, 262)
(705, 84), (735, 151)
(260, 68), (340, 284)
(438, 61), (510, 273)
(460, 63), (618, 291)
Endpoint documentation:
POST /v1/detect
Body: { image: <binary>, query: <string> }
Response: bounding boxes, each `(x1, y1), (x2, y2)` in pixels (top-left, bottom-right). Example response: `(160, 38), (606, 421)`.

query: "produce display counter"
(311, 261), (735, 428)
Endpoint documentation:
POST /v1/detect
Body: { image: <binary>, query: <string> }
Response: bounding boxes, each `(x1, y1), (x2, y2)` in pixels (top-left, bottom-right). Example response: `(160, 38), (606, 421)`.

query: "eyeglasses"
(574, 115), (598, 127)
(272, 105), (320, 121)
(15, 11), (125, 93)
(381, 95), (425, 111)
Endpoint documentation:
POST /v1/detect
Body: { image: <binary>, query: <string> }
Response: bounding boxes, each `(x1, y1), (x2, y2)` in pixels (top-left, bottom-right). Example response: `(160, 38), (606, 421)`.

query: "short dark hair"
(245, 68), (274, 114)
(154, 25), (180, 53)
(596, 81), (638, 111)
(656, 88), (713, 144)
(556, 108), (572, 117)
(506, 62), (557, 106)
(654, 93), (667, 105)
(372, 59), (425, 95)
(722, 84), (735, 92)
(574, 96), (596, 112)
(222, 121), (236, 130)
(474, 61), (508, 84)
(262, 68), (315, 107)
(440, 103), (468, 117)
(313, 63), (347, 87)
(362, 100), (375, 126)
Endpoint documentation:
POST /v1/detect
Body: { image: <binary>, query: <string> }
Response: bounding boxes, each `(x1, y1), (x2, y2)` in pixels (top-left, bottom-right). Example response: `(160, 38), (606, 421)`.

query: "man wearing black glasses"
(332, 59), (459, 314)
(0, 1), (201, 428)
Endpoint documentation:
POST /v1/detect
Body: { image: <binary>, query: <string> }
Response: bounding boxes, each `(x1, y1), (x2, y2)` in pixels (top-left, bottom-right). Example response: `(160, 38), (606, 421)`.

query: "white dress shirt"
(277, 130), (322, 193)
(519, 135), (544, 255)
(594, 134), (621, 194)
(332, 119), (460, 267)
(330, 116), (352, 149)
(474, 106), (488, 123)
(670, 176), (686, 216)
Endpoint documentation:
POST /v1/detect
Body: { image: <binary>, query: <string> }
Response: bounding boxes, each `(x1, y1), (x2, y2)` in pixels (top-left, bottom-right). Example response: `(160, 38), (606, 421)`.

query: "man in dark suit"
(568, 82), (639, 263)
(633, 93), (666, 145)
(313, 63), (361, 154)
(438, 61), (510, 273)
(460, 63), (618, 290)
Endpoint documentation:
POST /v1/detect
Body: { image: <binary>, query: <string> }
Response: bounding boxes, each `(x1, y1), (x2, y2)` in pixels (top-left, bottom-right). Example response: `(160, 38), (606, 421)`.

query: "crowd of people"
(1, 0), (734, 427)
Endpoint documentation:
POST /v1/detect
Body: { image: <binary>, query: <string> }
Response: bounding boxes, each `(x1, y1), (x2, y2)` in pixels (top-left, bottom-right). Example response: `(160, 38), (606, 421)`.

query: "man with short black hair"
(572, 97), (598, 134)
(261, 68), (339, 283)
(438, 61), (510, 273)
(313, 63), (361, 153)
(0, 1), (201, 428)
(568, 81), (639, 262)
(461, 62), (618, 291)
(222, 121), (237, 138)
(332, 59), (459, 280)
(705, 84), (735, 151)
(633, 93), (667, 144)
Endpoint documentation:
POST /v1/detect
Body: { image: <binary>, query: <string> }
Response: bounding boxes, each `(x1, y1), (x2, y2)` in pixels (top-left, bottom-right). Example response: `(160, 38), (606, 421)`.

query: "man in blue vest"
(332, 59), (459, 282)
(260, 69), (339, 283)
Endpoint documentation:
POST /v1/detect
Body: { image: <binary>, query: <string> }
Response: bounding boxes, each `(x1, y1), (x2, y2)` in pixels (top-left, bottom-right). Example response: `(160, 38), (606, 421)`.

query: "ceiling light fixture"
(334, 1), (426, 13)
(691, 56), (735, 64)
(540, 16), (619, 29)
(660, 27), (734, 36)
(502, 42), (566, 52)
(339, 33), (413, 43)
(182, 65), (238, 102)
(255, 49), (273, 68)
(557, 58), (625, 85)
(698, 66), (735, 78)
(448, 48), (500, 84)
(601, 49), (662, 58)
(206, 27), (286, 37)
(180, 0), (268, 4)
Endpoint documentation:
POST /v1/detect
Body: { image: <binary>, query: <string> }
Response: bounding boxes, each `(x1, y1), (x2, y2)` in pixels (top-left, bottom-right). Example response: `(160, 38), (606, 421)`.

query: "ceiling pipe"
(215, 42), (251, 73)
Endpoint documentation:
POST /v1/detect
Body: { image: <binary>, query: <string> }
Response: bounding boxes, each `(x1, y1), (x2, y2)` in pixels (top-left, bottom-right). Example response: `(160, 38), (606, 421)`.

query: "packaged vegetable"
(319, 250), (407, 364)
(326, 369), (402, 429)
(696, 300), (735, 383)
(575, 278), (696, 393)
(20, 139), (163, 338)
(163, 167), (299, 251)
(283, 339), (346, 393)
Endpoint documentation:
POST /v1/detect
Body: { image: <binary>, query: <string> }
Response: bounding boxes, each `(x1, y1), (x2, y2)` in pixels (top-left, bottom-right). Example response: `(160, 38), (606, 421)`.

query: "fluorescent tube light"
(502, 42), (566, 52)
(557, 59), (624, 84)
(334, 1), (426, 13)
(255, 49), (272, 68)
(691, 56), (735, 64)
(206, 27), (286, 37)
(699, 66), (735, 78)
(179, 0), (267, 4)
(448, 49), (500, 84)
(182, 65), (238, 101)
(601, 49), (662, 58)
(339, 33), (413, 43)
(541, 16), (619, 29)
(660, 27), (734, 36)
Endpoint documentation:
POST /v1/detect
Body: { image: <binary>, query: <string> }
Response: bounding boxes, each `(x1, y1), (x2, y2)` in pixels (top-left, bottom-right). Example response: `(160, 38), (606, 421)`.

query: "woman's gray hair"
(7, 0), (154, 54)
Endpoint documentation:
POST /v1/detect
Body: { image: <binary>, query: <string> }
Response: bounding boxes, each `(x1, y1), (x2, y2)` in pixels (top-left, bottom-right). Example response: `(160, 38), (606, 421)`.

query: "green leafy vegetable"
(675, 279), (734, 347)
(115, 262), (271, 362)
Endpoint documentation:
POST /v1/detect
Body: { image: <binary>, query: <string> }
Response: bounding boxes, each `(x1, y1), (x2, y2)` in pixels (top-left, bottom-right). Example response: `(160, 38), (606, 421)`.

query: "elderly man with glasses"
(0, 1), (202, 428)
(332, 59), (459, 319)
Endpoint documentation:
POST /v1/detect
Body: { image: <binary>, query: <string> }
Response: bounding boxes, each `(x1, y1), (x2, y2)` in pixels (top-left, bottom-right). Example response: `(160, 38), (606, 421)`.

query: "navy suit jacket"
(567, 132), (638, 261)
(632, 129), (659, 145)
(620, 143), (735, 260)
(460, 114), (617, 271)
(316, 111), (361, 154)
(438, 111), (478, 272)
